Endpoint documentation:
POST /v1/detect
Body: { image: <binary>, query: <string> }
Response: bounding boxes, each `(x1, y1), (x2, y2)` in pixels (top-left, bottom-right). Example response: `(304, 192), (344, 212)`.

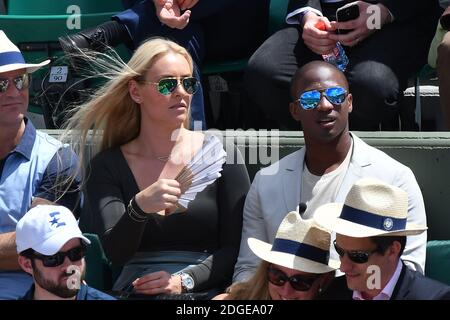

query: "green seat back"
(7, 0), (123, 15)
(425, 240), (450, 285)
(268, 0), (289, 34)
(83, 233), (113, 291)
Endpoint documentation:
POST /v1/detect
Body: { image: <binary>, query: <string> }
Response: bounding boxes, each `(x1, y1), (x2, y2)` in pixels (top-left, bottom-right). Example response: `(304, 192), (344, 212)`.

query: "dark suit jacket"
(321, 263), (450, 300)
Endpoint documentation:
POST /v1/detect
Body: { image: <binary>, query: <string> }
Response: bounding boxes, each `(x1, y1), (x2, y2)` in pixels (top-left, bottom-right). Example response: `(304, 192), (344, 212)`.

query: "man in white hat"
(0, 30), (81, 299)
(216, 212), (339, 300)
(233, 60), (427, 283)
(315, 178), (450, 300)
(16, 205), (114, 300)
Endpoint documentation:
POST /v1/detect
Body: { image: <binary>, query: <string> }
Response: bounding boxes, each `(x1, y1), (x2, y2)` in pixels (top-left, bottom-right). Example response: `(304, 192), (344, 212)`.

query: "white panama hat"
(248, 211), (340, 274)
(314, 178), (427, 238)
(0, 30), (50, 74)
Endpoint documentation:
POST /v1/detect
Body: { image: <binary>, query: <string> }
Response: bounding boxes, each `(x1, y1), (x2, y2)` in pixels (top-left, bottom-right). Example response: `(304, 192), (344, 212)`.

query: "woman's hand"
(154, 0), (191, 29)
(135, 179), (181, 215)
(132, 271), (183, 295)
(302, 12), (337, 55)
(329, 1), (392, 47)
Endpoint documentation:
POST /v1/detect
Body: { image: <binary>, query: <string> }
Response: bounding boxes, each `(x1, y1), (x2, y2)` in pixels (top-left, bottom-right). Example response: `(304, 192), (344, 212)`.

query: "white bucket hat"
(248, 212), (340, 274)
(16, 205), (90, 255)
(314, 178), (427, 237)
(0, 30), (50, 74)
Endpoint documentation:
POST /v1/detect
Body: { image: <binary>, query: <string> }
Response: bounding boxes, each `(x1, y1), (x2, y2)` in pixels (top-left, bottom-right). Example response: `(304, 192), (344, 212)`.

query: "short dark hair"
(370, 236), (407, 258)
(19, 248), (35, 258)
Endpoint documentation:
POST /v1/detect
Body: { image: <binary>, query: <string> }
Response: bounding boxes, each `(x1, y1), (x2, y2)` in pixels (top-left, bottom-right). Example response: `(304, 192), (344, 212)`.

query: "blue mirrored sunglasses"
(297, 86), (347, 110)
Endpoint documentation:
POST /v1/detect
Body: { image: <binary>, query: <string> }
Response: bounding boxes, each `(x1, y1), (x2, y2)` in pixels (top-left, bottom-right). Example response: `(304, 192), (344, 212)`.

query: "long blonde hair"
(226, 261), (272, 300)
(61, 37), (194, 184)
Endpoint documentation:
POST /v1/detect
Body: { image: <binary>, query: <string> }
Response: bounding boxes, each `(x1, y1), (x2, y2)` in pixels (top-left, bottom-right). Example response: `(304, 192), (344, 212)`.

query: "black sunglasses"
(139, 76), (199, 95)
(31, 245), (86, 268)
(296, 86), (347, 110)
(333, 240), (379, 264)
(267, 265), (319, 292)
(0, 73), (29, 93)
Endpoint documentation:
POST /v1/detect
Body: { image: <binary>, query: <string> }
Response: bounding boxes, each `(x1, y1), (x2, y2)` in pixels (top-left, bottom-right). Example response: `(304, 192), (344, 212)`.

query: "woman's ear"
(128, 80), (142, 104)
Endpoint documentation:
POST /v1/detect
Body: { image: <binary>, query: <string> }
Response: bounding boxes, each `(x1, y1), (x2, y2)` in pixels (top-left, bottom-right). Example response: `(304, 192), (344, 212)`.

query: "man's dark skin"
(288, 61), (353, 176)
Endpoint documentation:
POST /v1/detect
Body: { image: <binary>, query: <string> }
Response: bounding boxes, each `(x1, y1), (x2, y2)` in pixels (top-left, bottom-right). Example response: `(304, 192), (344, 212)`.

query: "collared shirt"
(353, 260), (403, 300)
(20, 283), (116, 300)
(0, 119), (81, 233)
(0, 119), (81, 300)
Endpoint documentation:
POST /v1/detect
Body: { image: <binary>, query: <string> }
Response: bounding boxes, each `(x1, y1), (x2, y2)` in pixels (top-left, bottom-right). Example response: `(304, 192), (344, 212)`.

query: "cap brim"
(314, 203), (427, 238)
(33, 230), (91, 255)
(0, 60), (50, 74)
(248, 238), (339, 274)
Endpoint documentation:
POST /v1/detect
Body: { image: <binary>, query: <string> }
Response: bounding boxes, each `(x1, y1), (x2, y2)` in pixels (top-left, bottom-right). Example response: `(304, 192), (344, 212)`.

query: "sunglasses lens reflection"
(182, 77), (198, 94)
(0, 74), (28, 93)
(299, 87), (346, 110)
(157, 77), (198, 95)
(158, 79), (178, 95)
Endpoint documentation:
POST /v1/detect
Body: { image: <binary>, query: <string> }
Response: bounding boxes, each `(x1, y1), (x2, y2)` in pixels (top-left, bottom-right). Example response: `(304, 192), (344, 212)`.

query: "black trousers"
(245, 16), (437, 130)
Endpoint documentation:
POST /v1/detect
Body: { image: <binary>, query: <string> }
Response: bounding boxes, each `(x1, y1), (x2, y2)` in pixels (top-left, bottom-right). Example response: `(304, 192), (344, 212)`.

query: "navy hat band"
(271, 238), (329, 265)
(340, 204), (407, 231)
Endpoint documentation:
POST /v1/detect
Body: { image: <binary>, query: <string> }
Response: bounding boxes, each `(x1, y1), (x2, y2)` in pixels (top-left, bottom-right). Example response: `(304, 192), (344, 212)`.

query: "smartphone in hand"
(336, 2), (360, 34)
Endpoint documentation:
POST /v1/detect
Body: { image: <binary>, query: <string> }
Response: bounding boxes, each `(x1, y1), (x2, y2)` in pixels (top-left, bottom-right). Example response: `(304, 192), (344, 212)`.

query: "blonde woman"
(63, 38), (250, 299)
(214, 212), (339, 300)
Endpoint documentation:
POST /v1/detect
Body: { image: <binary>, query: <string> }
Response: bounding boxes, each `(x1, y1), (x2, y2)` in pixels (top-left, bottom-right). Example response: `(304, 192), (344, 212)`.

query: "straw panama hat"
(248, 211), (340, 274)
(314, 178), (427, 237)
(0, 30), (50, 74)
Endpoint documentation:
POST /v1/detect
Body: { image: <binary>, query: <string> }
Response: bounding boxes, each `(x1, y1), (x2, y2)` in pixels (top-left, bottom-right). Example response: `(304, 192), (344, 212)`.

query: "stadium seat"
(6, 0), (122, 15)
(83, 233), (113, 291)
(202, 0), (289, 75)
(425, 240), (450, 285)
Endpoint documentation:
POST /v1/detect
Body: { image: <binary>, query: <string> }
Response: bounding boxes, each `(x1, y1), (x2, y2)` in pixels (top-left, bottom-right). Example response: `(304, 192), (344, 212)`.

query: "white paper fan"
(175, 135), (226, 209)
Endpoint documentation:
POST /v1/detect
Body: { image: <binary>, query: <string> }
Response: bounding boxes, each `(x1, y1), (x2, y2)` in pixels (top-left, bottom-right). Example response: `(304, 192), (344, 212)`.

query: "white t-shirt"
(300, 138), (353, 219)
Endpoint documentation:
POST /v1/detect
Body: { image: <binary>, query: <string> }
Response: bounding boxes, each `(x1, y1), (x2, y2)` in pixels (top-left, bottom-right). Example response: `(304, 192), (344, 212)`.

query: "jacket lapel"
(336, 133), (372, 201)
(282, 148), (305, 213)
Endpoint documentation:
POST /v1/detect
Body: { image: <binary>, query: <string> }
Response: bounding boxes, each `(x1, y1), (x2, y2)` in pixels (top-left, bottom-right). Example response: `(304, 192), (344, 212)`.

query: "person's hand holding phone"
(302, 12), (336, 55)
(329, 1), (392, 47)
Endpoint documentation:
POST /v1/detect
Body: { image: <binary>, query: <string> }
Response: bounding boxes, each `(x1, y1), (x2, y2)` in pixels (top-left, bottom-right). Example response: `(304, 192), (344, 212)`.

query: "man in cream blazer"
(233, 61), (426, 283)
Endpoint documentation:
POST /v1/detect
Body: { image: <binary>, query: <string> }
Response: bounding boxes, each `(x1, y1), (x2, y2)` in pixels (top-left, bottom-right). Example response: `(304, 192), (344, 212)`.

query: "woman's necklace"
(156, 155), (170, 162)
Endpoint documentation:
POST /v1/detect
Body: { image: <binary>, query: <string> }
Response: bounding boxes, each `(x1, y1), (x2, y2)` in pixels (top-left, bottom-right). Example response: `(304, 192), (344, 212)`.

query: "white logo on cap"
(383, 218), (394, 231)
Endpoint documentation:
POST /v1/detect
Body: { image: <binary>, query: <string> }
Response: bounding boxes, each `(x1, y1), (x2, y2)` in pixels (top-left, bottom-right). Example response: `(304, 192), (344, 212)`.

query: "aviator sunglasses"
(333, 240), (380, 264)
(297, 86), (347, 110)
(31, 245), (86, 268)
(139, 76), (199, 95)
(0, 74), (29, 93)
(267, 265), (319, 292)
